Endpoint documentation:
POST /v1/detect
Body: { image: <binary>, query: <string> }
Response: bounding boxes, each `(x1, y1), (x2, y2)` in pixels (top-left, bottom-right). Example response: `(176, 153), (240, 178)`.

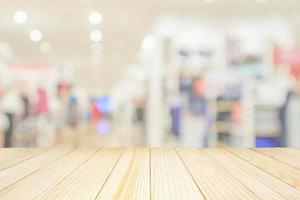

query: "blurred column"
(241, 79), (255, 147)
(213, 34), (227, 70)
(143, 35), (166, 146)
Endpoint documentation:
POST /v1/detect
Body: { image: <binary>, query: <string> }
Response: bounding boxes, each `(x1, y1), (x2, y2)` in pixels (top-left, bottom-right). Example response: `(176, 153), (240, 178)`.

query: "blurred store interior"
(0, 0), (300, 147)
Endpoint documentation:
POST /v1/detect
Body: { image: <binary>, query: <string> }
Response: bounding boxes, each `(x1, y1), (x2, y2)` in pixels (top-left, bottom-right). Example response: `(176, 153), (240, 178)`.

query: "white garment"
(0, 89), (23, 114)
(181, 113), (205, 147)
(0, 113), (8, 130)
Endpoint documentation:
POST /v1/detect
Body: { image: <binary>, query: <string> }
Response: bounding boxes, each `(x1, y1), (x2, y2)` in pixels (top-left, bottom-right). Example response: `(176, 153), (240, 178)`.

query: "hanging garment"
(170, 106), (181, 137)
(4, 113), (13, 147)
(36, 88), (48, 114)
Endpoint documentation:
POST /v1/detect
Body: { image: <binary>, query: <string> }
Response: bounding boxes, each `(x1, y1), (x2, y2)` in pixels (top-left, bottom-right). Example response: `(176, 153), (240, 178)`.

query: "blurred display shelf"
(215, 121), (232, 133)
(217, 141), (230, 147)
(216, 101), (238, 112)
(255, 129), (281, 137)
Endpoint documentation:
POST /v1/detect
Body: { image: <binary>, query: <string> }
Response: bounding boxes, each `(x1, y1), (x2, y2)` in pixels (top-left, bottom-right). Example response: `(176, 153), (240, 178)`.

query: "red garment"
(91, 102), (102, 122)
(36, 88), (48, 114)
(193, 79), (204, 96)
(231, 102), (242, 124)
(274, 47), (300, 78)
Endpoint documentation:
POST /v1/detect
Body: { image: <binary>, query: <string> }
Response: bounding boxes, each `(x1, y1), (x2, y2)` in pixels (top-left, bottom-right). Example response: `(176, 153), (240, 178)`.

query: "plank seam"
(0, 149), (48, 171)
(93, 148), (125, 200)
(201, 149), (262, 200)
(32, 148), (102, 200)
(0, 148), (75, 192)
(112, 148), (137, 199)
(174, 148), (207, 200)
(252, 148), (300, 171)
(223, 148), (299, 194)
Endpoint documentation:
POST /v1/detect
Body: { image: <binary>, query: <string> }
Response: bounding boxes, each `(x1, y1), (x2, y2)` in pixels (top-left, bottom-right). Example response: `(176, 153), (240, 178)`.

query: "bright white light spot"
(29, 29), (42, 42)
(256, 0), (266, 3)
(142, 35), (156, 51)
(204, 0), (214, 3)
(89, 12), (103, 25)
(14, 11), (27, 24)
(40, 41), (52, 54)
(90, 30), (103, 42)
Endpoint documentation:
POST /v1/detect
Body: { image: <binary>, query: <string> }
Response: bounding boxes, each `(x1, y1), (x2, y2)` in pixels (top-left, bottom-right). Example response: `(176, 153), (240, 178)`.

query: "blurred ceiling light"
(90, 30), (103, 42)
(204, 0), (214, 3)
(29, 29), (42, 42)
(256, 0), (266, 3)
(14, 11), (27, 24)
(40, 41), (52, 54)
(89, 12), (103, 25)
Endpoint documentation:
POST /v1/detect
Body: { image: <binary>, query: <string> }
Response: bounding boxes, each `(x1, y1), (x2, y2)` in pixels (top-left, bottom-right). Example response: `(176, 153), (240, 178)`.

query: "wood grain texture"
(0, 148), (299, 200)
(0, 148), (97, 200)
(227, 148), (300, 190)
(177, 148), (260, 199)
(111, 148), (150, 200)
(0, 148), (73, 190)
(96, 149), (136, 200)
(151, 148), (205, 200)
(94, 148), (150, 200)
(0, 148), (45, 170)
(36, 148), (123, 200)
(204, 148), (300, 200)
(254, 148), (300, 170)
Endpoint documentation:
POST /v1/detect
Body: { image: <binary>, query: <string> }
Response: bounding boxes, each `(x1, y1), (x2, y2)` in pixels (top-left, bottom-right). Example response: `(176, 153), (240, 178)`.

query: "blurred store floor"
(53, 124), (147, 148)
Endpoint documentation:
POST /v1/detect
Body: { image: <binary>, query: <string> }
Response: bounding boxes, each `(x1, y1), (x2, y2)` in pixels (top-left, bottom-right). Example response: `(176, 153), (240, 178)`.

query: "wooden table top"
(0, 148), (299, 200)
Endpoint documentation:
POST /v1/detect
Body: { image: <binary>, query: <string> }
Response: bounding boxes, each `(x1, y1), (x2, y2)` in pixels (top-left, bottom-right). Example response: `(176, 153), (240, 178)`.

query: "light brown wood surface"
(0, 148), (299, 200)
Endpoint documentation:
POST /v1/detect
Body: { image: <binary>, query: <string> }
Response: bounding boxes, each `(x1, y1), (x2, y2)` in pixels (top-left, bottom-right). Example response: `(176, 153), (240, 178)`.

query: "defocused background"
(0, 0), (300, 148)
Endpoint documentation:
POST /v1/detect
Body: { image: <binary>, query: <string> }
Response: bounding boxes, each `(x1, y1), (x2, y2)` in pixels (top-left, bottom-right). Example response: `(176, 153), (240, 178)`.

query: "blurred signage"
(11, 63), (49, 71)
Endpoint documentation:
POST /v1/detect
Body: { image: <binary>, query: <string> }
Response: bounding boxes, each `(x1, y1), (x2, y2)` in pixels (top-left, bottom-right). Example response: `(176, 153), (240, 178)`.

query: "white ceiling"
(0, 0), (300, 91)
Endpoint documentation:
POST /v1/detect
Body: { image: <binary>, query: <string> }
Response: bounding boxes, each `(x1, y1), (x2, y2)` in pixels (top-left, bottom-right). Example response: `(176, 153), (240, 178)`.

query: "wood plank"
(0, 148), (45, 170)
(0, 148), (97, 200)
(204, 148), (300, 200)
(36, 148), (123, 200)
(177, 149), (260, 199)
(96, 149), (135, 200)
(151, 148), (205, 200)
(0, 148), (299, 199)
(254, 148), (300, 170)
(0, 148), (73, 190)
(227, 148), (300, 190)
(0, 148), (20, 155)
(100, 148), (150, 200)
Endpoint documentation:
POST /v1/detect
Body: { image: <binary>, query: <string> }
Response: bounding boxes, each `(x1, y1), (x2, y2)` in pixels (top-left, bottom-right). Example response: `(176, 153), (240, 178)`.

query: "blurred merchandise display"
(0, 62), (116, 147)
(118, 16), (300, 148)
(1, 2), (300, 148)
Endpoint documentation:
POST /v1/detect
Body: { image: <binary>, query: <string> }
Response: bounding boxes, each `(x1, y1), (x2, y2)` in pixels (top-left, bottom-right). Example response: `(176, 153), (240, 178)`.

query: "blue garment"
(170, 106), (181, 137)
